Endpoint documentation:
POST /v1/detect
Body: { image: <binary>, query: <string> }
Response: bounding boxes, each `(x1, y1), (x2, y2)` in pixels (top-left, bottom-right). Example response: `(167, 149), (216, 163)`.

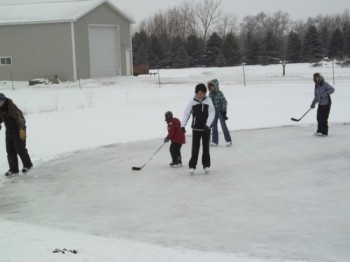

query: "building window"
(0, 57), (12, 65)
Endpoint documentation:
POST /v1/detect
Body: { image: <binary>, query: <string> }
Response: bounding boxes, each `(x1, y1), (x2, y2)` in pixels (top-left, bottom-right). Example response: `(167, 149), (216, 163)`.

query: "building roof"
(0, 0), (134, 25)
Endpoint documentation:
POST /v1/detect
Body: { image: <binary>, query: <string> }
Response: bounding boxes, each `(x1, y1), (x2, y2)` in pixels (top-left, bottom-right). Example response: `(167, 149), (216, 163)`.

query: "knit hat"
(0, 93), (6, 101)
(165, 111), (173, 121)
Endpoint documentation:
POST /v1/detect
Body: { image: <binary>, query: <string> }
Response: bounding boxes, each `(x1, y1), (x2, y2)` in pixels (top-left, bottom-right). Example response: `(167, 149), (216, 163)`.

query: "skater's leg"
(6, 135), (19, 173)
(13, 135), (33, 169)
(189, 130), (201, 169)
(211, 114), (219, 144)
(202, 130), (211, 168)
(218, 112), (232, 142)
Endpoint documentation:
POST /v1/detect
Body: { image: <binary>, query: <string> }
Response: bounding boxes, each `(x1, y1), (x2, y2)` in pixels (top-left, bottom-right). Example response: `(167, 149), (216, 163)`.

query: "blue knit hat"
(0, 93), (6, 101)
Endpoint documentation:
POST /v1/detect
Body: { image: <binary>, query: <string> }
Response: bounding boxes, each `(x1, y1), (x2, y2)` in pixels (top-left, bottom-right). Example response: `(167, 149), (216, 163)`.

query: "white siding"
(88, 25), (120, 78)
(125, 49), (132, 76)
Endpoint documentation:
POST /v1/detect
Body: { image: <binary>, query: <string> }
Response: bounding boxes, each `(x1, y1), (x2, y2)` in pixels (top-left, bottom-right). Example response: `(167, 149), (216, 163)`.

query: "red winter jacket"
(166, 118), (185, 144)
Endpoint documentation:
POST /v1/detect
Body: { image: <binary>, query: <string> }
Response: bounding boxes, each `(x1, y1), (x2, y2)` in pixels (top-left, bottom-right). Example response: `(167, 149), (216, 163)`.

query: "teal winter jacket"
(208, 79), (228, 113)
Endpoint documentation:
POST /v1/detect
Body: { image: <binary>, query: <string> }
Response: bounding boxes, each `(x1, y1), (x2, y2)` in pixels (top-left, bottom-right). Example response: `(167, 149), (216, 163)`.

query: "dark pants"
(189, 130), (211, 169)
(170, 143), (182, 164)
(6, 133), (33, 173)
(317, 104), (331, 135)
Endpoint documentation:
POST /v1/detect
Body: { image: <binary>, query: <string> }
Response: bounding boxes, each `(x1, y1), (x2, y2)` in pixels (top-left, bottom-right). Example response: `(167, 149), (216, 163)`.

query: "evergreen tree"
(328, 27), (344, 59)
(216, 52), (227, 67)
(286, 31), (303, 63)
(244, 33), (261, 65)
(173, 46), (189, 68)
(205, 32), (223, 66)
(186, 35), (206, 67)
(135, 43), (149, 65)
(162, 36), (186, 68)
(261, 31), (280, 65)
(303, 25), (323, 62)
(148, 34), (164, 68)
(132, 30), (149, 65)
(344, 25), (350, 57)
(221, 33), (242, 66)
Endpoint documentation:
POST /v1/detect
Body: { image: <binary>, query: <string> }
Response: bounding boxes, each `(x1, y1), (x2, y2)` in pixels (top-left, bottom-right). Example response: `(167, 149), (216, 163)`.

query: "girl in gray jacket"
(310, 73), (335, 136)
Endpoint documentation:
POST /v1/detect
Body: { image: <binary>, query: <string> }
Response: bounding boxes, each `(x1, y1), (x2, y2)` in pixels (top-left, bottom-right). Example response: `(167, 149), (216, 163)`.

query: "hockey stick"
(132, 142), (165, 171)
(291, 107), (313, 122)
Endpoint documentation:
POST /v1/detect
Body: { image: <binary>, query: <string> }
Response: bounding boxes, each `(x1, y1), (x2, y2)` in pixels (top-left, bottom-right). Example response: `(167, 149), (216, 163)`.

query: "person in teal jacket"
(207, 79), (232, 146)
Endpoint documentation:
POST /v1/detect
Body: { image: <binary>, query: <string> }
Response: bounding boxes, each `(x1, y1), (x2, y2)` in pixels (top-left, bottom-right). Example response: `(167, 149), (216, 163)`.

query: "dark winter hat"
(195, 83), (207, 94)
(0, 93), (6, 101)
(165, 111), (173, 121)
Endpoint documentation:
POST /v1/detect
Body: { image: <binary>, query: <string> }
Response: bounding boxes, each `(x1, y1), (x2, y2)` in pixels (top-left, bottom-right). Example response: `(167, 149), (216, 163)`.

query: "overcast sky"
(112, 0), (350, 23)
(0, 0), (349, 24)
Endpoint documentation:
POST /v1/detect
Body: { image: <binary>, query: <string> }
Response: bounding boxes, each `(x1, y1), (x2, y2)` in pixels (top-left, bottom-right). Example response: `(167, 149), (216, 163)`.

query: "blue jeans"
(211, 112), (232, 144)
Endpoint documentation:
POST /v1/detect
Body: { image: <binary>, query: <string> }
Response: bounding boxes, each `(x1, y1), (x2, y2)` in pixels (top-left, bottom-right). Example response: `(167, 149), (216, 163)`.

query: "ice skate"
(4, 170), (19, 178)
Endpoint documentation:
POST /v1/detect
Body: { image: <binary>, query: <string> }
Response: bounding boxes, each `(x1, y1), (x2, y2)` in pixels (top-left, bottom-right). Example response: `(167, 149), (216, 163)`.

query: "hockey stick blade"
(291, 108), (313, 122)
(131, 143), (165, 172)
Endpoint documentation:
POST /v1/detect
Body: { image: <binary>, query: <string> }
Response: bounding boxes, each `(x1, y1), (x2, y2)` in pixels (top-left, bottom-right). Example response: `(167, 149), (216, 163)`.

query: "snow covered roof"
(0, 0), (134, 25)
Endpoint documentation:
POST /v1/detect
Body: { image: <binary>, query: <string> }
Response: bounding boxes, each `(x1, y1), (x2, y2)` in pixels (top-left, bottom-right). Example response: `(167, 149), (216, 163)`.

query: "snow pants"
(317, 104), (331, 135)
(170, 143), (182, 164)
(189, 130), (211, 169)
(6, 133), (33, 173)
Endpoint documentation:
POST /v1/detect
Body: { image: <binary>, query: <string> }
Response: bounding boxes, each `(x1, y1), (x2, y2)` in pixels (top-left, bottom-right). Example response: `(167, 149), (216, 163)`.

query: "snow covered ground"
(0, 63), (349, 261)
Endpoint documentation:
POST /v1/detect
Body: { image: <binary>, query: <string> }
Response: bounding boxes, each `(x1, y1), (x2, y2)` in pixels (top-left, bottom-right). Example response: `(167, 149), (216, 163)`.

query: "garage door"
(88, 26), (120, 78)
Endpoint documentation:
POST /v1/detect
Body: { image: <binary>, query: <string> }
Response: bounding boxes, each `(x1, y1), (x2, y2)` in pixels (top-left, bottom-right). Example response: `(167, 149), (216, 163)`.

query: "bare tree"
(290, 20), (307, 39)
(216, 12), (238, 38)
(180, 1), (198, 37)
(270, 11), (290, 38)
(247, 11), (290, 39)
(167, 7), (183, 38)
(240, 15), (259, 37)
(136, 20), (148, 34)
(195, 0), (222, 41)
(340, 9), (350, 29)
(255, 12), (269, 34)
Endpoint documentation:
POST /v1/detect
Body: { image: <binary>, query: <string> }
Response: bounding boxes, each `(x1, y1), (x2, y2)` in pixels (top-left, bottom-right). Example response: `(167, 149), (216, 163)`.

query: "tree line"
(132, 0), (350, 69)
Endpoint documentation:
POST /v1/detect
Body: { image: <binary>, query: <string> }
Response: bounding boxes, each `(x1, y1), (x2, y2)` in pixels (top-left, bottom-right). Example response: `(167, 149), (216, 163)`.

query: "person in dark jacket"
(181, 83), (215, 174)
(208, 79), (232, 147)
(310, 73), (335, 136)
(164, 111), (185, 167)
(0, 93), (33, 177)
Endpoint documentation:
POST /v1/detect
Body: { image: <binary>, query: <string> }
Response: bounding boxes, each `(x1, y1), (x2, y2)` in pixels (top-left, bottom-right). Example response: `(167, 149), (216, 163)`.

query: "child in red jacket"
(164, 111), (185, 167)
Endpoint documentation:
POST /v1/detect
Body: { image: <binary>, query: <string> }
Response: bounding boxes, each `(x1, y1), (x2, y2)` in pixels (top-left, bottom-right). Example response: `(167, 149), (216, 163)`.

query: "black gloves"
(181, 127), (186, 133)
(310, 101), (316, 109)
(204, 126), (211, 133)
(222, 111), (228, 120)
(164, 137), (170, 143)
